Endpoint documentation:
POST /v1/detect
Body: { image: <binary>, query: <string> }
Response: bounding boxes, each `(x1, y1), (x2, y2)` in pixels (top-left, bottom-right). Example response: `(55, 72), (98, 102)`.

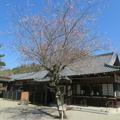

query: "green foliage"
(0, 69), (12, 76)
(0, 63), (42, 76)
(12, 63), (41, 74)
(0, 61), (5, 66)
(0, 54), (5, 58)
(0, 53), (5, 67)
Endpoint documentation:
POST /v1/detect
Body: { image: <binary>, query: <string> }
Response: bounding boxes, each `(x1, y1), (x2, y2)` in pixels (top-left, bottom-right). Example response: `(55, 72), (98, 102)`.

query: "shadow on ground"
(0, 105), (59, 120)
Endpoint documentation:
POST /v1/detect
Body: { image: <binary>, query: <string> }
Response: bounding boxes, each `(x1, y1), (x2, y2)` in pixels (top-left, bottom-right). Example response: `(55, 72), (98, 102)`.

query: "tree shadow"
(0, 105), (60, 120)
(38, 108), (60, 119)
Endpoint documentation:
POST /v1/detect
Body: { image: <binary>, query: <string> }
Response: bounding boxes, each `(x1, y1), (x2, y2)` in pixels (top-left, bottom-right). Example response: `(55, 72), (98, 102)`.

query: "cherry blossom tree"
(14, 0), (107, 119)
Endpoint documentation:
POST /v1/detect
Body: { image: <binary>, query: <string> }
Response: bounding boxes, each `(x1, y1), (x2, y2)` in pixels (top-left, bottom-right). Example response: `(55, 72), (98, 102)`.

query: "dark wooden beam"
(72, 76), (114, 84)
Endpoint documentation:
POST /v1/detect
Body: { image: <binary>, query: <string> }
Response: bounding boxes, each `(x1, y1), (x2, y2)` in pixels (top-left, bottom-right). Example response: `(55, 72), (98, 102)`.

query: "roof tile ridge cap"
(93, 52), (114, 57)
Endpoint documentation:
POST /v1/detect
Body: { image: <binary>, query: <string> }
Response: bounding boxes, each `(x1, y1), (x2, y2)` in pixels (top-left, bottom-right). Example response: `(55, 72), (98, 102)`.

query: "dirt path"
(0, 99), (120, 120)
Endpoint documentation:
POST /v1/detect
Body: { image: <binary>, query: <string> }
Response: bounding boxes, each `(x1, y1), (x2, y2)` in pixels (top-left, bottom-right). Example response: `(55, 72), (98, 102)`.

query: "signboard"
(20, 91), (29, 101)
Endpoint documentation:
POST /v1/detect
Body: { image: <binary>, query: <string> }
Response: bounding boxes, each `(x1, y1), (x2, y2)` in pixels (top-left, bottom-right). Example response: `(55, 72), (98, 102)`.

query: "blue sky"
(0, 0), (120, 69)
(97, 0), (120, 52)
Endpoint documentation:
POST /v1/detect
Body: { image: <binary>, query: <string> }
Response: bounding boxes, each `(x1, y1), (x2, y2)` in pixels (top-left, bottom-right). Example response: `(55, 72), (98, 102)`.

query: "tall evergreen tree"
(0, 54), (5, 67)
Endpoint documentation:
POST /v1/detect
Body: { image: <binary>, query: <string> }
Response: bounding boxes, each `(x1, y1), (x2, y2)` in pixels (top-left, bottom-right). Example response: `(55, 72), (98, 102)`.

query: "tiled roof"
(11, 71), (48, 81)
(11, 72), (36, 81)
(64, 52), (120, 76)
(10, 52), (120, 82)
(0, 76), (11, 82)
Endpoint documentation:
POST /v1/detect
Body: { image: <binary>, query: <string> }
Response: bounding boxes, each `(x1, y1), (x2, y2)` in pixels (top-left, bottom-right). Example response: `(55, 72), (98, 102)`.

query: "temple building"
(0, 52), (120, 107)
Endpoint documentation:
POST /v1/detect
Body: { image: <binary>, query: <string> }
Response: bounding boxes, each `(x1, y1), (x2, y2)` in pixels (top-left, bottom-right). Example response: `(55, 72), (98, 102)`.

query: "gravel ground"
(0, 99), (120, 120)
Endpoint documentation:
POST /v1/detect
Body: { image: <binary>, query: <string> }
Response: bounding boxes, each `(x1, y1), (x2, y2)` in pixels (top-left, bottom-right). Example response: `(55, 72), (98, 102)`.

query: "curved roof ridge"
(105, 52), (120, 69)
(93, 52), (114, 57)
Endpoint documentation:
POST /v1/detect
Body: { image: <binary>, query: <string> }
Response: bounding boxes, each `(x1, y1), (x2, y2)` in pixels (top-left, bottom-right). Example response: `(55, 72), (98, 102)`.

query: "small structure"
(1, 52), (120, 108)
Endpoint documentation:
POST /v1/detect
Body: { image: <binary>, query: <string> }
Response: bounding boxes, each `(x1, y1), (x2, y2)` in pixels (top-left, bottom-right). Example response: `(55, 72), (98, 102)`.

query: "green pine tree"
(0, 54), (5, 67)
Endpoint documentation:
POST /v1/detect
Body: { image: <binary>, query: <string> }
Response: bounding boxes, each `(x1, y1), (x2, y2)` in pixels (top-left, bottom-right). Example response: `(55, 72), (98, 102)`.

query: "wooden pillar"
(44, 84), (48, 105)
(66, 85), (68, 104)
(32, 91), (35, 104)
(114, 74), (119, 97)
(107, 83), (109, 97)
(113, 83), (117, 97)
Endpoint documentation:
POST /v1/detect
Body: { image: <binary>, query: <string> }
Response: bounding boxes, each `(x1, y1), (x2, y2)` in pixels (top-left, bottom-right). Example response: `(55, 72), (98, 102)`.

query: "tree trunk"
(56, 89), (67, 119)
